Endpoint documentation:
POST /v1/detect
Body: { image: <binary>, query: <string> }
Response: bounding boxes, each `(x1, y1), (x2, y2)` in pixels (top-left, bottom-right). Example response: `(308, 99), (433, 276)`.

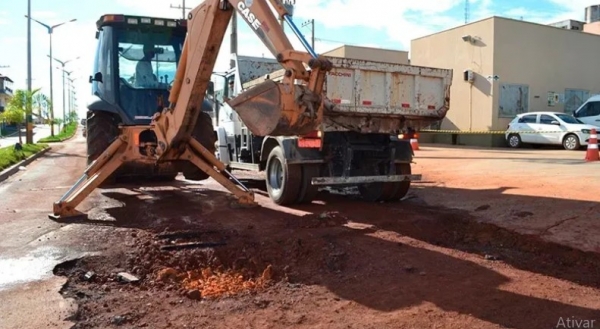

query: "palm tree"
(33, 92), (48, 123)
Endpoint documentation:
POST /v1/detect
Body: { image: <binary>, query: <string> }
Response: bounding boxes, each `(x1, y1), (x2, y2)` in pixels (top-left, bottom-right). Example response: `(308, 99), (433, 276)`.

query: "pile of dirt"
(166, 265), (273, 298)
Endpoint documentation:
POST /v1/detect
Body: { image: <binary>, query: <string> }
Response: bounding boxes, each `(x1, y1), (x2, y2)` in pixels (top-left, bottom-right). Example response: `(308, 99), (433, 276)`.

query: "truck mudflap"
(311, 173), (422, 186)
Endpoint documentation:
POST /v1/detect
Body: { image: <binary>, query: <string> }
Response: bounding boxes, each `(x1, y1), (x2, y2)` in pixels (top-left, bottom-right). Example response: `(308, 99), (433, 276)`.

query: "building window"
(564, 89), (590, 115)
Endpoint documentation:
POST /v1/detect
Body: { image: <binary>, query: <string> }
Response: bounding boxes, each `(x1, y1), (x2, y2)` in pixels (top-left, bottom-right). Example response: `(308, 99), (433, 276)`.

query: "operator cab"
(90, 14), (212, 125)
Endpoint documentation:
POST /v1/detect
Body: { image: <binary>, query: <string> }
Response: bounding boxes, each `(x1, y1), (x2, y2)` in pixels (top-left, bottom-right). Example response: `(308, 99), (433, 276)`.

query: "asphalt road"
(0, 130), (99, 329)
(0, 124), (60, 148)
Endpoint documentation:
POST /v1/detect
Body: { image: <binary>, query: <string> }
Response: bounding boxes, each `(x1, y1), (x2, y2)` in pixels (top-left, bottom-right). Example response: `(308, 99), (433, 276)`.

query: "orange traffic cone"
(585, 128), (599, 162)
(410, 136), (420, 151)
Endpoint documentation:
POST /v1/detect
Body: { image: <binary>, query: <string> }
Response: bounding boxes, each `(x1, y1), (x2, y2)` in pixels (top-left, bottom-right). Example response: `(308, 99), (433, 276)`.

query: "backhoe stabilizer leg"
(185, 139), (257, 208)
(49, 138), (126, 221)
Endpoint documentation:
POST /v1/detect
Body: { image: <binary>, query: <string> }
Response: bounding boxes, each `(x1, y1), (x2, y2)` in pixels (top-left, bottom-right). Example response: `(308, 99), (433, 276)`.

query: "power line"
(170, 0), (191, 19)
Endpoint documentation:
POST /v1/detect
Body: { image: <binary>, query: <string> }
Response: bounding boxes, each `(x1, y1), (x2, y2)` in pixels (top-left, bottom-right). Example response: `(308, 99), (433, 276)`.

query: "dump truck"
(212, 54), (453, 204)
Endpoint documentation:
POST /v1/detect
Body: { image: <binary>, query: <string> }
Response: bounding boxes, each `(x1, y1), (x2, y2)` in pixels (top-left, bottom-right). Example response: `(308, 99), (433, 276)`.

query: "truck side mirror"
(89, 72), (103, 83)
(207, 81), (214, 96)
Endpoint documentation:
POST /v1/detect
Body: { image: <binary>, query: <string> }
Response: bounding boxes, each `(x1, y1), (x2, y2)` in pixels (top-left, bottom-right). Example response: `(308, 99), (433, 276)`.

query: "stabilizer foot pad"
(48, 213), (89, 222)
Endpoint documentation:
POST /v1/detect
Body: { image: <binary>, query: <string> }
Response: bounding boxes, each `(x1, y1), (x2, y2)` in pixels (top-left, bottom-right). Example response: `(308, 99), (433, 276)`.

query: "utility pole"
(230, 11), (237, 69)
(464, 0), (470, 24)
(301, 19), (315, 50)
(26, 0), (32, 143)
(170, 0), (191, 19)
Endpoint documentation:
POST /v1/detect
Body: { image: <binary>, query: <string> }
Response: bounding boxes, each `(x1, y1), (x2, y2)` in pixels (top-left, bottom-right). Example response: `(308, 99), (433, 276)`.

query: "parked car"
(505, 111), (599, 150)
(573, 95), (600, 126)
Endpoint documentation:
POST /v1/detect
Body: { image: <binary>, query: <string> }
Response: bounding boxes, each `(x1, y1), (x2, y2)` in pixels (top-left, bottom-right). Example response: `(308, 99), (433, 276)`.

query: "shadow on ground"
(51, 177), (600, 329)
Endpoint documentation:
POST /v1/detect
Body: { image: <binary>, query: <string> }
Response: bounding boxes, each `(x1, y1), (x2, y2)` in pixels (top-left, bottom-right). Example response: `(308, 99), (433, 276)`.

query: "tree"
(7, 88), (41, 142)
(66, 110), (79, 124)
(0, 104), (26, 144)
(33, 92), (49, 123)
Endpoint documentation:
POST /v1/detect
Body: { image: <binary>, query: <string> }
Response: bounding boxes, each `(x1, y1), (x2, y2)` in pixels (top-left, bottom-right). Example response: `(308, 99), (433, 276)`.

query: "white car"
(505, 112), (599, 150)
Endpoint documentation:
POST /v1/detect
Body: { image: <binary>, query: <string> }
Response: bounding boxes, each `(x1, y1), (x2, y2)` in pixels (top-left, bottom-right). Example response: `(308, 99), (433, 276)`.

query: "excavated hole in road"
(52, 208), (600, 309)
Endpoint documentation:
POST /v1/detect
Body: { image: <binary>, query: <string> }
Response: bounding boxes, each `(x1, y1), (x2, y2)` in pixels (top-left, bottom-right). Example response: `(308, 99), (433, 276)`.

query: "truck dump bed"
(242, 57), (453, 134)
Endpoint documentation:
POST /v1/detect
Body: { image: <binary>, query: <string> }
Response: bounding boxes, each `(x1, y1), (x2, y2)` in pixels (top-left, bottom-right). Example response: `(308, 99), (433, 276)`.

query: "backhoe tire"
(86, 110), (119, 187)
(182, 112), (218, 181)
(265, 146), (302, 205)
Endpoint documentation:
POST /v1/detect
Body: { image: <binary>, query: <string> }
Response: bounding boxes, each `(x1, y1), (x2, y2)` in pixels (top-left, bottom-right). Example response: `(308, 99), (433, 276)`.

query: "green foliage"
(66, 111), (79, 124)
(0, 104), (25, 125)
(9, 88), (41, 115)
(0, 143), (48, 171)
(38, 121), (77, 143)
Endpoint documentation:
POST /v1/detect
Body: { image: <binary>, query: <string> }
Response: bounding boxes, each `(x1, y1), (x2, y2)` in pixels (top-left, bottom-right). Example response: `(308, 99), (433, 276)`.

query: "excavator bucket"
(226, 80), (322, 137)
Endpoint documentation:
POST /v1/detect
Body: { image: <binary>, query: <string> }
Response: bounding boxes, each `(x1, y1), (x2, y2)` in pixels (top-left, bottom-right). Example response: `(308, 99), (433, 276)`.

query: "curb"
(38, 126), (78, 143)
(0, 146), (52, 183)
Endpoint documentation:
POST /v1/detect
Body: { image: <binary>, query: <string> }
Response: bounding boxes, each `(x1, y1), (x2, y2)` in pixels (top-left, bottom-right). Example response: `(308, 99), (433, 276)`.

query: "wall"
(323, 45), (409, 65)
(583, 21), (600, 35)
(411, 18), (496, 146)
(493, 17), (600, 131)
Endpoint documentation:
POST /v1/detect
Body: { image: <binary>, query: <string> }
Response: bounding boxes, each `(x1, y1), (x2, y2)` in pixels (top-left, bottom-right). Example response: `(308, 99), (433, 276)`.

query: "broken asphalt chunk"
(117, 272), (140, 283)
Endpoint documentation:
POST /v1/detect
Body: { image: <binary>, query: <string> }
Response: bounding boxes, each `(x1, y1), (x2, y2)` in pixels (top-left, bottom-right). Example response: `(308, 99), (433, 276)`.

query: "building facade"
(0, 74), (14, 113)
(585, 5), (600, 23)
(549, 19), (586, 30)
(411, 16), (600, 147)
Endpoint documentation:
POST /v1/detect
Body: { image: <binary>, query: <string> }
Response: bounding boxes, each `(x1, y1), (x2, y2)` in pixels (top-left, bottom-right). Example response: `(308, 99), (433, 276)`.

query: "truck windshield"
(116, 27), (185, 89)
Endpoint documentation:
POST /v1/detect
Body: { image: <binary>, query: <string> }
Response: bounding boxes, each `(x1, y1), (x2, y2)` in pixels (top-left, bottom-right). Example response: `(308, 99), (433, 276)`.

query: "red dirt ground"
(53, 178), (600, 329)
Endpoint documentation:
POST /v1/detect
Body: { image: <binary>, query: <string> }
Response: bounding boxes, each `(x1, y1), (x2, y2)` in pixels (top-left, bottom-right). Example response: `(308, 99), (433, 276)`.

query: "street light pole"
(49, 55), (78, 127)
(26, 15), (77, 136)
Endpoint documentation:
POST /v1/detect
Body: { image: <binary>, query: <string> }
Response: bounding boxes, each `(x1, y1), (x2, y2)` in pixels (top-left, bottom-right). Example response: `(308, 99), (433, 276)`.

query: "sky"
(0, 0), (597, 121)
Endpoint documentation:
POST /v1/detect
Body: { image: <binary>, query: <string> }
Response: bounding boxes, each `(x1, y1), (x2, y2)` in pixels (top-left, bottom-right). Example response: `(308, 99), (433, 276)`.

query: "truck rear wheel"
(296, 164), (320, 204)
(182, 112), (217, 181)
(265, 146), (302, 205)
(358, 163), (411, 202)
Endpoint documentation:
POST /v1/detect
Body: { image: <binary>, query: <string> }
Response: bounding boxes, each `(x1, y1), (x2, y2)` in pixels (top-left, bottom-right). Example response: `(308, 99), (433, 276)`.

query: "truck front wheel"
(265, 146), (302, 205)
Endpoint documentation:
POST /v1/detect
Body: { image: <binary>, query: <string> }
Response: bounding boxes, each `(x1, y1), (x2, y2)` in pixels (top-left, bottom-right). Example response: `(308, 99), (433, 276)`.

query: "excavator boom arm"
(155, 0), (331, 158)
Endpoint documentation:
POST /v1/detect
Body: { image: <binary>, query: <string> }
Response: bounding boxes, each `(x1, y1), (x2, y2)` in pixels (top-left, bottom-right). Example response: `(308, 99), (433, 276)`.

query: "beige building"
(324, 45), (409, 65)
(411, 16), (600, 147)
